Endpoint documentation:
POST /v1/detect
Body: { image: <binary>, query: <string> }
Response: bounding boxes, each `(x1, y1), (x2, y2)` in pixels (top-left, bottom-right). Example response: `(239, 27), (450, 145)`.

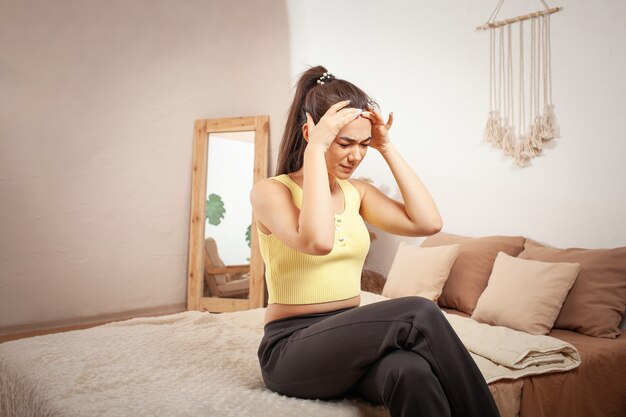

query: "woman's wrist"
(378, 141), (394, 155)
(305, 142), (330, 154)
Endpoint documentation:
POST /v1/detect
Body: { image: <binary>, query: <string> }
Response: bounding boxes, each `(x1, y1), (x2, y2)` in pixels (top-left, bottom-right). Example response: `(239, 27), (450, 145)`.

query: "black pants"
(257, 296), (501, 417)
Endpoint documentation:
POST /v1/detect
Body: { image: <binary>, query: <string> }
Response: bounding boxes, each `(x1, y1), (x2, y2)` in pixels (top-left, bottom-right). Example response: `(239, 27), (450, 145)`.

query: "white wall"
(286, 0), (626, 275)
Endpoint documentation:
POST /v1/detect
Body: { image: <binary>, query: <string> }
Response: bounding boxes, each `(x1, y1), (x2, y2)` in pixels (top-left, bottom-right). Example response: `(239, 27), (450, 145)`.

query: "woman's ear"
(301, 123), (309, 142)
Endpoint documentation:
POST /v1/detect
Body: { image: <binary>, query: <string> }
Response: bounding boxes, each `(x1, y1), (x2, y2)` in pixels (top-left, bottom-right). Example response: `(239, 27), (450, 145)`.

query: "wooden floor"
(0, 320), (117, 344)
(0, 305), (187, 345)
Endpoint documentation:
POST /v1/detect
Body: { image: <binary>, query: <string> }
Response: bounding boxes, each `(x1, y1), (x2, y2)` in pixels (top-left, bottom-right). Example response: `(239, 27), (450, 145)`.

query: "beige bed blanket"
(362, 293), (581, 383)
(441, 311), (581, 383)
(0, 307), (386, 417)
(0, 292), (580, 417)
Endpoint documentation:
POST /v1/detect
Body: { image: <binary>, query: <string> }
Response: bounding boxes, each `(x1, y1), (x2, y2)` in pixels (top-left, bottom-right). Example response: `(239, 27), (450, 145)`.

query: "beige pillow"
(382, 242), (460, 301)
(420, 232), (526, 315)
(472, 252), (581, 335)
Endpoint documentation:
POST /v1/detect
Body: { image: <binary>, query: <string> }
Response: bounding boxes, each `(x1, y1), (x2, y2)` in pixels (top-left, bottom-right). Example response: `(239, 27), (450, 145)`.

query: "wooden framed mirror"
(186, 116), (269, 313)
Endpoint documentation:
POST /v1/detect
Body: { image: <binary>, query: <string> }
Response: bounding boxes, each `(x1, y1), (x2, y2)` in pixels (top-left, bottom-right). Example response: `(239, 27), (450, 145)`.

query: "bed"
(361, 228), (626, 417)
(2, 288), (621, 417)
(443, 308), (626, 417)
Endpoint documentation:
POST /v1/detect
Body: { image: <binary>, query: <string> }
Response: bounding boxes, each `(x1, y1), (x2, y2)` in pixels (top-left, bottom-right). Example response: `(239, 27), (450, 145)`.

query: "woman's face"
(326, 115), (372, 179)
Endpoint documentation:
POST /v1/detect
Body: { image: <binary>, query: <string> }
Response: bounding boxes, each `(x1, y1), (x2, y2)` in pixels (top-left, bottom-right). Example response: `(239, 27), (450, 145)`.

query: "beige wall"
(0, 0), (292, 334)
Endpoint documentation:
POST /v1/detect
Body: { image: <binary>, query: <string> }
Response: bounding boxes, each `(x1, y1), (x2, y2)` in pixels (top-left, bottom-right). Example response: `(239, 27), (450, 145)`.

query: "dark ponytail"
(275, 65), (378, 176)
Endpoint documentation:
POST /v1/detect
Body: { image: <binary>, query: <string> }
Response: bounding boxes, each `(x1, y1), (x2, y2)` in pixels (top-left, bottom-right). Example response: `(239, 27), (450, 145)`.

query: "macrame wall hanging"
(477, 0), (563, 167)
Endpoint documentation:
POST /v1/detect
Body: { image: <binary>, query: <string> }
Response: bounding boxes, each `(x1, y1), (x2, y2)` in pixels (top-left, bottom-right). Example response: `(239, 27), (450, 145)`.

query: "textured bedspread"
(0, 292), (580, 417)
(1, 308), (383, 417)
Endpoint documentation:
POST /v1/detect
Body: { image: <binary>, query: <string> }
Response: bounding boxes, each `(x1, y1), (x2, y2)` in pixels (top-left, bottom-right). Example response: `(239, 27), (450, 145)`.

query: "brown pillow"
(472, 252), (580, 335)
(518, 239), (626, 338)
(420, 232), (526, 315)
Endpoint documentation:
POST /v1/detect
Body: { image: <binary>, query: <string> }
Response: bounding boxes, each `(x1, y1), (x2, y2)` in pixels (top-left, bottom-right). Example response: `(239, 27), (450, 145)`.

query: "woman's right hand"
(305, 100), (363, 151)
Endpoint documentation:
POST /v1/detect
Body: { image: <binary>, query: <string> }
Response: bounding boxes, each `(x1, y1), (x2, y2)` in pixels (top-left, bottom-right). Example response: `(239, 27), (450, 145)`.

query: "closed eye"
(339, 142), (370, 148)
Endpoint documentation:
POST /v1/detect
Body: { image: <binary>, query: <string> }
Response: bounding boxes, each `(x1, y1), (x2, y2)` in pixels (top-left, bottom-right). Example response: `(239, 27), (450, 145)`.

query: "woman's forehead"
(337, 116), (372, 139)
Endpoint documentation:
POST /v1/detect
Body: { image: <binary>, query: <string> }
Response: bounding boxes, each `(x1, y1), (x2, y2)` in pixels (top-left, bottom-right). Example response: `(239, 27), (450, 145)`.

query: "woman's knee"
(381, 351), (441, 395)
(392, 352), (432, 380)
(394, 295), (442, 319)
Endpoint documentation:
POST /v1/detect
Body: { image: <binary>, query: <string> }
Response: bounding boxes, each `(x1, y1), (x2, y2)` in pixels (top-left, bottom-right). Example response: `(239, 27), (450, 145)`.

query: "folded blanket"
(360, 292), (581, 384)
(442, 311), (581, 383)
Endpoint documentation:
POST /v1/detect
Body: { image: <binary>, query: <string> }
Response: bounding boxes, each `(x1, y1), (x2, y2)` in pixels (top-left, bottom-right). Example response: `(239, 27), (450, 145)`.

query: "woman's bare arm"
(250, 101), (363, 255)
(355, 143), (443, 236)
(357, 108), (442, 236)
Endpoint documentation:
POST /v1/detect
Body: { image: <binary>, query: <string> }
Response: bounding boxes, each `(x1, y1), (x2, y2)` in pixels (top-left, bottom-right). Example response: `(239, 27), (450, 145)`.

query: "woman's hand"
(361, 104), (393, 154)
(305, 100), (363, 151)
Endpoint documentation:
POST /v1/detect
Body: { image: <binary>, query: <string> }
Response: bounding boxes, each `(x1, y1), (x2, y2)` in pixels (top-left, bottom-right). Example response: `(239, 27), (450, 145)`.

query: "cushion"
(471, 252), (580, 335)
(518, 239), (626, 338)
(420, 232), (526, 314)
(361, 269), (386, 294)
(382, 242), (460, 301)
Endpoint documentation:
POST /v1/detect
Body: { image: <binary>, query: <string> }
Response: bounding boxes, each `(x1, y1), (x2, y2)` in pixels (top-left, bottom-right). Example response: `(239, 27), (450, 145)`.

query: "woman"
(251, 66), (501, 417)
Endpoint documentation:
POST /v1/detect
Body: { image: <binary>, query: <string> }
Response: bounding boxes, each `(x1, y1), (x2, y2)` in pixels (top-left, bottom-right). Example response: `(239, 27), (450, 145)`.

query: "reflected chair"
(203, 237), (250, 298)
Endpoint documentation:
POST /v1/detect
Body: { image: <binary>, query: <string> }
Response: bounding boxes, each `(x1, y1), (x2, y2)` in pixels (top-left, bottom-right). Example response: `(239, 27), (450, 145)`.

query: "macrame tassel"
(493, 26), (506, 149)
(540, 13), (560, 141)
(483, 110), (503, 146)
(540, 103), (560, 139)
(525, 16), (542, 158)
(529, 115), (544, 154)
(483, 25), (505, 149)
(500, 117), (515, 156)
(514, 146), (530, 167)
(502, 23), (516, 158)
(514, 134), (532, 167)
(494, 111), (504, 147)
(524, 129), (538, 158)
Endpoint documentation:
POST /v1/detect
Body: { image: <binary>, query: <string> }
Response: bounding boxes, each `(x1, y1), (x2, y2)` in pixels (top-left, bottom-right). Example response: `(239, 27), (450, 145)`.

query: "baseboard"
(0, 303), (187, 344)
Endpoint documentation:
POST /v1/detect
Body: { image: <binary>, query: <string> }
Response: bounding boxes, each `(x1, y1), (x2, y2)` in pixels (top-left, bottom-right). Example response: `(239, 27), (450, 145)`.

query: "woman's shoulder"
(250, 176), (295, 208)
(346, 178), (368, 201)
(251, 176), (287, 195)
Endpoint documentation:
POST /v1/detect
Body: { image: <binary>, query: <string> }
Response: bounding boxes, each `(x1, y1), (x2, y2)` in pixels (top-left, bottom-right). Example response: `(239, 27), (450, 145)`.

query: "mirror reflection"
(203, 131), (255, 300)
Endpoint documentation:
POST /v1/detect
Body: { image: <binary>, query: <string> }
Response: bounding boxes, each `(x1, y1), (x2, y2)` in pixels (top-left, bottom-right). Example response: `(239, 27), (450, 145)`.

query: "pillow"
(471, 252), (580, 335)
(382, 242), (460, 301)
(361, 269), (386, 295)
(420, 232), (526, 315)
(518, 239), (626, 338)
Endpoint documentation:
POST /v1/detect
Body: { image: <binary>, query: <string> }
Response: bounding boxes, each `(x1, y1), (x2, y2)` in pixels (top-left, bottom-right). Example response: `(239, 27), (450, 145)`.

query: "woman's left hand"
(361, 105), (393, 153)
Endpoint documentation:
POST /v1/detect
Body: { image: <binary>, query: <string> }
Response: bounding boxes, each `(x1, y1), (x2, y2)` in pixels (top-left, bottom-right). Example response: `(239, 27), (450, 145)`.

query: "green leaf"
(205, 194), (225, 226)
(245, 224), (251, 248)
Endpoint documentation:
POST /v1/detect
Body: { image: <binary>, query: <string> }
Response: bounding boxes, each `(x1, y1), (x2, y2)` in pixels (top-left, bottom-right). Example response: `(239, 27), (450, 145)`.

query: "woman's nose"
(348, 148), (362, 162)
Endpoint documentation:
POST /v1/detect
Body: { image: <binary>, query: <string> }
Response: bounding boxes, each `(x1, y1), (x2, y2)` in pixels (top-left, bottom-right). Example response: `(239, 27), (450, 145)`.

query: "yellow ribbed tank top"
(257, 174), (371, 304)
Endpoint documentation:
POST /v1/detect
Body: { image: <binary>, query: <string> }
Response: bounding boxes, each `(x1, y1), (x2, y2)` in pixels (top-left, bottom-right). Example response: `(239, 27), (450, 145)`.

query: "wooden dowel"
(476, 6), (563, 31)
(206, 265), (250, 274)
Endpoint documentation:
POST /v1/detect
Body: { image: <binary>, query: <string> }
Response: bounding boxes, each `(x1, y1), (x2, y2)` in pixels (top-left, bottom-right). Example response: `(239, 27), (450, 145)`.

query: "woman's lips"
(340, 165), (355, 172)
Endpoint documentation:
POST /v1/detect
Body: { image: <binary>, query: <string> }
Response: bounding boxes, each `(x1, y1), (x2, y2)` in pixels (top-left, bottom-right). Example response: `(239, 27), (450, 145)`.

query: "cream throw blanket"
(0, 291), (580, 417)
(441, 311), (580, 383)
(362, 292), (581, 383)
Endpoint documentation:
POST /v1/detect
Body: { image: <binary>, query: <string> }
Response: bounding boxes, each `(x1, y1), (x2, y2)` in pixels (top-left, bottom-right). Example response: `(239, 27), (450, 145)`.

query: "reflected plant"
(246, 224), (251, 248)
(205, 193), (225, 226)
